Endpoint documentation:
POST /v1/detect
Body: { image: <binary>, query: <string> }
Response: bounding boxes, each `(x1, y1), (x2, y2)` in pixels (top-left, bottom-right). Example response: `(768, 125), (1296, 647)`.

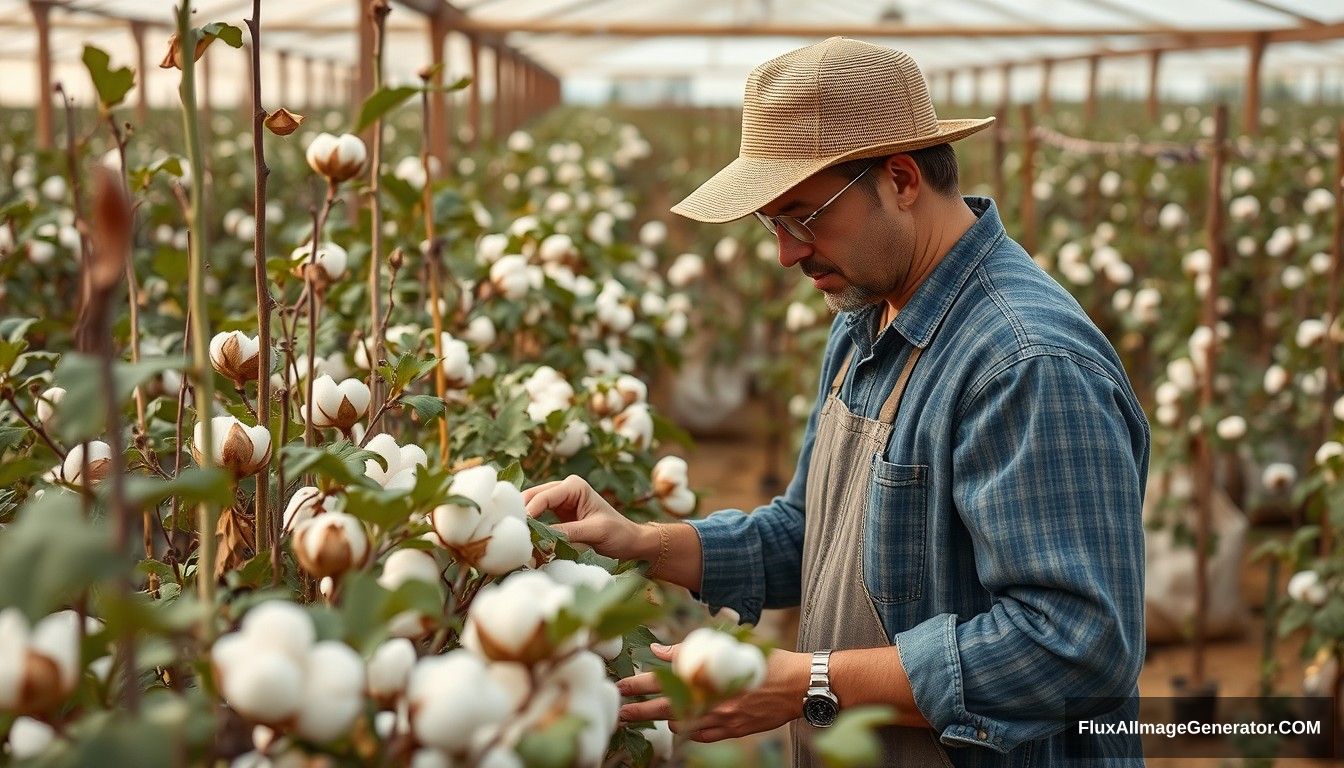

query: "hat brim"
(671, 117), (996, 224)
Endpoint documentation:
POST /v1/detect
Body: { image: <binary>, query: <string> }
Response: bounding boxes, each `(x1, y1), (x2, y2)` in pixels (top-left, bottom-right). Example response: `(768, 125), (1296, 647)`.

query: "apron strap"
(877, 346), (925, 425)
(828, 349), (855, 395)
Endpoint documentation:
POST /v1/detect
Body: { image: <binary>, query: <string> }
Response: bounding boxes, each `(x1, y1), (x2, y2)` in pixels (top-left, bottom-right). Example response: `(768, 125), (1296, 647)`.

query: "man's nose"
(776, 228), (812, 270)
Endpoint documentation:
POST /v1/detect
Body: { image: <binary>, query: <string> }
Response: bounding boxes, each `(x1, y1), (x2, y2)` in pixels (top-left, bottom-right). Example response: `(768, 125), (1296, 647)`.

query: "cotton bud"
(1316, 441), (1344, 467)
(1166, 358), (1197, 393)
(305, 133), (367, 183)
(0, 609), (82, 717)
(209, 331), (266, 386)
(194, 416), (271, 478)
(613, 403), (654, 450)
(282, 486), (341, 533)
(1263, 365), (1290, 395)
(1182, 249), (1212, 277)
(364, 434), (429, 490)
(430, 465), (533, 576)
(614, 374), (647, 407)
(290, 242), (348, 282)
(406, 650), (512, 752)
(667, 253), (705, 288)
(8, 716), (56, 759)
(1287, 571), (1328, 606)
(367, 638), (417, 707)
(489, 254), (533, 301)
(639, 221), (668, 247)
(293, 641), (365, 742)
(1229, 195), (1261, 222)
(35, 387), (64, 429)
(651, 456), (689, 498)
(463, 316), (497, 349)
(54, 440), (114, 486)
(379, 548), (442, 638)
(463, 571), (575, 663)
(301, 375), (371, 430)
(1262, 463), (1296, 493)
(553, 421), (591, 458)
(661, 487), (696, 518)
(438, 333), (475, 389)
(538, 233), (576, 263)
(491, 652), (618, 765)
(264, 108), (304, 136)
(476, 233), (508, 266)
(1296, 319), (1327, 348)
(1157, 203), (1186, 231)
(645, 721), (674, 762)
(217, 645), (305, 725)
(293, 512), (370, 579)
(1131, 287), (1161, 325)
(672, 628), (766, 696)
(1215, 415), (1247, 441)
(785, 301), (818, 332)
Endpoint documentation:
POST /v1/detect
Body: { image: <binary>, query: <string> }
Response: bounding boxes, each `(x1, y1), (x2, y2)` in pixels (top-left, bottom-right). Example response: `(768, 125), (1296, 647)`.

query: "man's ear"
(882, 154), (921, 209)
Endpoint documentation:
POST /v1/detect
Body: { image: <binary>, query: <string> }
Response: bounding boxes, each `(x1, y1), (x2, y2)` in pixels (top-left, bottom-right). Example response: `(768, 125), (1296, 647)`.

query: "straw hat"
(672, 37), (995, 223)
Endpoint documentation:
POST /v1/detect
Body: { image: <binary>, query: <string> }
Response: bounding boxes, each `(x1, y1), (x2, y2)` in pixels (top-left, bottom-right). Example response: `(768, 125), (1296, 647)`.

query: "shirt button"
(976, 729), (988, 740)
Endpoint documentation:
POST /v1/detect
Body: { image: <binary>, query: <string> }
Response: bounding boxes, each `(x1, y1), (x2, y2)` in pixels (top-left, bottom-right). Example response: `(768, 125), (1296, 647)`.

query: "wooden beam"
(129, 19), (148, 126)
(31, 1), (53, 150)
(1245, 32), (1267, 136)
(492, 40), (504, 141)
(441, 20), (1225, 38)
(1085, 54), (1100, 127)
(1146, 49), (1162, 120)
(1038, 59), (1053, 113)
(428, 14), (450, 167)
(469, 33), (482, 147)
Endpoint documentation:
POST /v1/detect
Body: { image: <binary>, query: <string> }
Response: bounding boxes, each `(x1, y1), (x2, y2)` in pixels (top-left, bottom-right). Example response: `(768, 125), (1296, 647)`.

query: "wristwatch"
(802, 649), (840, 727)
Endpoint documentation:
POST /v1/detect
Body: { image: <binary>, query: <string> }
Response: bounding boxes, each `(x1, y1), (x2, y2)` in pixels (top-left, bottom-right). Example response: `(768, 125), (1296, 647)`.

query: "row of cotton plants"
(0, 7), (826, 767)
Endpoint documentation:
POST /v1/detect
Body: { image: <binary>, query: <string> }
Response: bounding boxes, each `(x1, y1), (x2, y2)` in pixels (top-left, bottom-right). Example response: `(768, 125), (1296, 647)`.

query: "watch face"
(804, 695), (839, 727)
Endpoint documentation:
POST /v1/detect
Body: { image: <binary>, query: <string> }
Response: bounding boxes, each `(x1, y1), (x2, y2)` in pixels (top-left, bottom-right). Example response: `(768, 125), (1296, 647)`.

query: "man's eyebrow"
(777, 199), (809, 215)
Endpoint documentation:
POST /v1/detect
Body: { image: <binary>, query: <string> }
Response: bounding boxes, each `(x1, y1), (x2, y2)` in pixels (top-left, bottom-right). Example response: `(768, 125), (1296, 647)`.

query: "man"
(524, 37), (1148, 766)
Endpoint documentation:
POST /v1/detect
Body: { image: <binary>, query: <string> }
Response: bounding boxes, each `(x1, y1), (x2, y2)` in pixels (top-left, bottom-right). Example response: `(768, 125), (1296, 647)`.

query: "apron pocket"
(864, 458), (928, 605)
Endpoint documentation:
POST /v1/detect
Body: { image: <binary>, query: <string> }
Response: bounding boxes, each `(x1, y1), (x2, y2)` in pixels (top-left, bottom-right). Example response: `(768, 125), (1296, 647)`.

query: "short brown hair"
(829, 143), (960, 197)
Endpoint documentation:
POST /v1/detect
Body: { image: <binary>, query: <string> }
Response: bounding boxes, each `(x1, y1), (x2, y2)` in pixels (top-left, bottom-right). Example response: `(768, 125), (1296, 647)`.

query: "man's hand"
(616, 643), (809, 742)
(522, 475), (653, 562)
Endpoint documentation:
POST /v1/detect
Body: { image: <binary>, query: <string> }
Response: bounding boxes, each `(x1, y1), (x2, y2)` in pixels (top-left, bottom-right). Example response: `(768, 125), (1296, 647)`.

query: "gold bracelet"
(649, 523), (671, 579)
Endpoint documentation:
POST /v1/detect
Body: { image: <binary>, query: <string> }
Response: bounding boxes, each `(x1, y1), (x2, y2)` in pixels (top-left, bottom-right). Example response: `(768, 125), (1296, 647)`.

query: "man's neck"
(884, 195), (979, 314)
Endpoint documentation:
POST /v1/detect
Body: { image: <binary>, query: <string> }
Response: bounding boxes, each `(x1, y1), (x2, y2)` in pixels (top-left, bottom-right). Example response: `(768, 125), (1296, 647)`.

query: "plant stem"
(2, 392), (65, 459)
(245, 0), (275, 560)
(366, 0), (392, 436)
(175, 1), (219, 620)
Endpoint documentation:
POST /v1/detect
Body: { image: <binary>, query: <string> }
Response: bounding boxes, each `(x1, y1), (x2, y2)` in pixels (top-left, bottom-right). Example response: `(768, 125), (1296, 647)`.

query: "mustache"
(800, 259), (834, 279)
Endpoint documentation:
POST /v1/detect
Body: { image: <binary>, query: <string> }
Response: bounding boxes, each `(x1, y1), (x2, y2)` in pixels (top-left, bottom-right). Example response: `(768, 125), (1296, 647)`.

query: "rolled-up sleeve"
(896, 349), (1149, 753)
(687, 317), (850, 625)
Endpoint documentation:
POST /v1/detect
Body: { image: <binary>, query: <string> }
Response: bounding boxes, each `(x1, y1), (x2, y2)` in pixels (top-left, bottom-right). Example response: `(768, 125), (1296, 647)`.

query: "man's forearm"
(634, 522), (703, 593)
(830, 646), (932, 729)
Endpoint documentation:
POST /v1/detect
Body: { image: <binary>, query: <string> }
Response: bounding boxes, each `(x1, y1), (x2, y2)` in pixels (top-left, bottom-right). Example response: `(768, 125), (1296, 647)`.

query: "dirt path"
(681, 425), (1340, 767)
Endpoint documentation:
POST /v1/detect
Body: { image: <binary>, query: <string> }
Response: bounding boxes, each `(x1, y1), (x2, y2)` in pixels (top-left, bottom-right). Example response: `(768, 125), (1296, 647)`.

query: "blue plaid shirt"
(689, 198), (1149, 766)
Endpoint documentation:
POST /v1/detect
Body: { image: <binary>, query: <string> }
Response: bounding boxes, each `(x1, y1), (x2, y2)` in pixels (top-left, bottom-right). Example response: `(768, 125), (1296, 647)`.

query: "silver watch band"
(809, 649), (832, 690)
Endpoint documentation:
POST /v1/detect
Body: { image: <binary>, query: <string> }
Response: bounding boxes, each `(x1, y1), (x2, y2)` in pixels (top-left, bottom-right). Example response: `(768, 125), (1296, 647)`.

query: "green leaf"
(1311, 597), (1344, 639)
(81, 45), (135, 110)
(52, 354), (183, 443)
(125, 467), (234, 510)
(200, 21), (243, 49)
(1278, 600), (1315, 638)
(685, 743), (743, 768)
(401, 394), (446, 423)
(515, 714), (586, 768)
(813, 706), (898, 767)
(281, 442), (380, 488)
(356, 85), (421, 133)
(0, 492), (121, 618)
(131, 156), (186, 192)
(498, 460), (524, 489)
(0, 425), (27, 454)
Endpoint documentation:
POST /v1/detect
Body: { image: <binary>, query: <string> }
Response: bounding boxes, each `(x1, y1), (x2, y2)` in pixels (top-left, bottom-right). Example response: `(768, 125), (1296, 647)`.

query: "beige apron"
(791, 341), (954, 768)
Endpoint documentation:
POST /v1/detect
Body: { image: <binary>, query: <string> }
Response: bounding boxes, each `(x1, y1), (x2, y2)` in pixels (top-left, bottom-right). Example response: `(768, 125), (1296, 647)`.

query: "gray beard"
(822, 283), (882, 314)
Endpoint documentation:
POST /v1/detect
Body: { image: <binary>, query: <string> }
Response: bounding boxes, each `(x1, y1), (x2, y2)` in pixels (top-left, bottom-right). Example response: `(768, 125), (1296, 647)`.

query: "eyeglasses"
(754, 162), (877, 244)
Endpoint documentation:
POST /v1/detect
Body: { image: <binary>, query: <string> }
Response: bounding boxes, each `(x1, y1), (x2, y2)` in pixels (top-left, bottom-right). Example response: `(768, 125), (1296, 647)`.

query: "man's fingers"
(520, 480), (559, 504)
(619, 697), (672, 723)
(616, 671), (661, 697)
(523, 481), (575, 520)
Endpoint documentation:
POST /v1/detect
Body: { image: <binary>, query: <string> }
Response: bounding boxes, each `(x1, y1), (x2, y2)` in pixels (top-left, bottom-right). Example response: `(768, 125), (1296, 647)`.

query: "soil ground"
(676, 409), (1342, 767)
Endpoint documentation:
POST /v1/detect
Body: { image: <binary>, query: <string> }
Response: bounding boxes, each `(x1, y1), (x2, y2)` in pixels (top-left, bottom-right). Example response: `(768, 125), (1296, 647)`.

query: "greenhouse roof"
(1, 0), (1342, 108)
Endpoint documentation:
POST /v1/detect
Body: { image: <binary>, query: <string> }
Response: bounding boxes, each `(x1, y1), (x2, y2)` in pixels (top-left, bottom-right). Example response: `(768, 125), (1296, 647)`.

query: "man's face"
(760, 164), (917, 314)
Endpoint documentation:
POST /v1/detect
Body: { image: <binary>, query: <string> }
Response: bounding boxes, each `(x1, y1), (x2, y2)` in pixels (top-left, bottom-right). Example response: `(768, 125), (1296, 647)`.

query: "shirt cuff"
(685, 511), (765, 625)
(895, 613), (1010, 754)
